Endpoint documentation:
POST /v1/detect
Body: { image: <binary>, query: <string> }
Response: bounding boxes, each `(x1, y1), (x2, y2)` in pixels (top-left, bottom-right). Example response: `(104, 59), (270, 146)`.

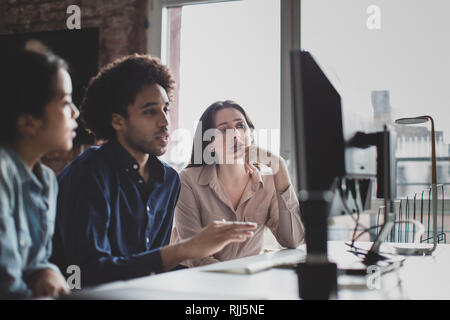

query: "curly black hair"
(0, 45), (68, 144)
(80, 54), (176, 140)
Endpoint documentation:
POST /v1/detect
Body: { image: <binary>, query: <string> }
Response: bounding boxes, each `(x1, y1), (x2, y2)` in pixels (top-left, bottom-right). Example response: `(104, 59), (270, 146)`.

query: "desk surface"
(82, 241), (450, 300)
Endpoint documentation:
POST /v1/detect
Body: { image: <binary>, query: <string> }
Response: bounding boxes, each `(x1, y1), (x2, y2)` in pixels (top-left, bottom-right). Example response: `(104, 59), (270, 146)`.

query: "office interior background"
(1, 0), (449, 248)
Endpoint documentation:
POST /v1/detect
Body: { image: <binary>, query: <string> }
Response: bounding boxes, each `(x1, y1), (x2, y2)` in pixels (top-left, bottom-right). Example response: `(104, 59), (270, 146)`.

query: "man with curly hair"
(51, 54), (256, 287)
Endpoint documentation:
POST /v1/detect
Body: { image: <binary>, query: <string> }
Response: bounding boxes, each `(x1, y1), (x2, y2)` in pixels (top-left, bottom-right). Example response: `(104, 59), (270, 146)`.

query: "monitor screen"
(290, 50), (395, 215)
(290, 50), (346, 192)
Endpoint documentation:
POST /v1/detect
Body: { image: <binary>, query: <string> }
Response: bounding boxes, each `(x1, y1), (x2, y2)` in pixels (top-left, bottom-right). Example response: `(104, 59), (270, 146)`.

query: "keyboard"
(202, 248), (306, 274)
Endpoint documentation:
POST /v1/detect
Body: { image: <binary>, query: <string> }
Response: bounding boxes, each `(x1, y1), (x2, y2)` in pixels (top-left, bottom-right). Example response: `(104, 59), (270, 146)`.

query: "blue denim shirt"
(51, 139), (181, 287)
(0, 146), (60, 299)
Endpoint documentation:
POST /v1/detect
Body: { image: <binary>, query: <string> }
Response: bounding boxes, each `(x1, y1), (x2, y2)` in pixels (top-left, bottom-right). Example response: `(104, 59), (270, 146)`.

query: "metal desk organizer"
(384, 115), (445, 255)
(376, 184), (447, 251)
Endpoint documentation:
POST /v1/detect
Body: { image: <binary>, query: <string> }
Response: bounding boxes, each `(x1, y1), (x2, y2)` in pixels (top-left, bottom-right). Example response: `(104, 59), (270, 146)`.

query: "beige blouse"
(170, 164), (305, 266)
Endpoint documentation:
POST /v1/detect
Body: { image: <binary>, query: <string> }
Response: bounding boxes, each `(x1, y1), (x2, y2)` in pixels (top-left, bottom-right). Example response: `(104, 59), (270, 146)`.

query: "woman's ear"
(16, 114), (43, 138)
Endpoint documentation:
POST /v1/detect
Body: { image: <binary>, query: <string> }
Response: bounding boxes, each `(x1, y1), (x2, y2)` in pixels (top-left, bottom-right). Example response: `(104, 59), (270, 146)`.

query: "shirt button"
(146, 206), (150, 211)
(138, 179), (144, 184)
(133, 164), (139, 170)
(19, 238), (26, 247)
(146, 237), (150, 243)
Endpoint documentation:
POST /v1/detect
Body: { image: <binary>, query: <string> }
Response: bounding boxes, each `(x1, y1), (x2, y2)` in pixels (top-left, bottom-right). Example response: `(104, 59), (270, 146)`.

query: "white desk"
(81, 241), (450, 300)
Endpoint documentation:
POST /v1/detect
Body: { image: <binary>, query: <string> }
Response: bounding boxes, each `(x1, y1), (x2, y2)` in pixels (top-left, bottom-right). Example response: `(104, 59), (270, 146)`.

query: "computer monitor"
(290, 50), (366, 259)
(290, 51), (346, 193)
(290, 50), (397, 299)
(291, 50), (396, 216)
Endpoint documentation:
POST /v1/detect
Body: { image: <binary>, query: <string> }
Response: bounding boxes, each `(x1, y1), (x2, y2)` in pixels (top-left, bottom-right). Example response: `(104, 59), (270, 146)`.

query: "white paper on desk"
(202, 248), (306, 274)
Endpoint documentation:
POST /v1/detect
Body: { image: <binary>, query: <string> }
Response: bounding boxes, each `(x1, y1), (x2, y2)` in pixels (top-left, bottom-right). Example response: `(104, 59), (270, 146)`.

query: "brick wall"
(0, 0), (150, 173)
(0, 0), (148, 67)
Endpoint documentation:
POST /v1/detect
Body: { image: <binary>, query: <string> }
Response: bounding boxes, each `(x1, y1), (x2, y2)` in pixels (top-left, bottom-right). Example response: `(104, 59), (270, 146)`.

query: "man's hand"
(185, 220), (257, 260)
(161, 220), (257, 271)
(31, 268), (69, 298)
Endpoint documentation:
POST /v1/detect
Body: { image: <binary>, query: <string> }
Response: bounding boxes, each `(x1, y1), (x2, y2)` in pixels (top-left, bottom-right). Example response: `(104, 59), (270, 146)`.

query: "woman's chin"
(219, 154), (245, 165)
(59, 146), (72, 153)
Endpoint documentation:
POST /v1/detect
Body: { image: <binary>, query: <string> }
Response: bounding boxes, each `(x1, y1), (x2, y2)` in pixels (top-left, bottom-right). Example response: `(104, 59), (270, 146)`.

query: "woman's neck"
(12, 139), (44, 171)
(217, 163), (248, 185)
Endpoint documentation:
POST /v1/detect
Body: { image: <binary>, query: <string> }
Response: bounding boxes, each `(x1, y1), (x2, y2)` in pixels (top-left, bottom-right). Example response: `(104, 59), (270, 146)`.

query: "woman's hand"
(244, 145), (291, 192)
(31, 268), (69, 298)
(244, 145), (281, 174)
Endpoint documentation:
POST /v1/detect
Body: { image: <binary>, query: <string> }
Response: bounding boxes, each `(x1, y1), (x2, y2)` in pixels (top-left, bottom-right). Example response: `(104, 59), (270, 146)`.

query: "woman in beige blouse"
(170, 100), (305, 266)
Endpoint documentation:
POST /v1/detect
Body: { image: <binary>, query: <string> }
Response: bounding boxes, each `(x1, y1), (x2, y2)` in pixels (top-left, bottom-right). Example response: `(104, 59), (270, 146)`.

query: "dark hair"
(186, 100), (255, 168)
(0, 45), (68, 144)
(80, 54), (176, 140)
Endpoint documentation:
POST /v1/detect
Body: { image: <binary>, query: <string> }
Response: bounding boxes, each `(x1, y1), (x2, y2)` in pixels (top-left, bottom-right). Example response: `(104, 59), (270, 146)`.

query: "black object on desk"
(296, 261), (338, 300)
(290, 50), (344, 299)
(290, 50), (398, 299)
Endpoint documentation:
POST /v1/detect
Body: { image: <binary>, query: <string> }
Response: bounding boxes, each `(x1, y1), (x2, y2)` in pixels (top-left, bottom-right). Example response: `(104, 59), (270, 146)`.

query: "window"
(301, 0), (450, 242)
(158, 0), (281, 170)
(301, 0), (450, 199)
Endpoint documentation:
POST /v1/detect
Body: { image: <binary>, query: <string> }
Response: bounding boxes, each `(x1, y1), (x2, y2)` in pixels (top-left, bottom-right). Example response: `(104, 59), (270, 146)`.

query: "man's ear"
(111, 113), (126, 132)
(16, 114), (43, 138)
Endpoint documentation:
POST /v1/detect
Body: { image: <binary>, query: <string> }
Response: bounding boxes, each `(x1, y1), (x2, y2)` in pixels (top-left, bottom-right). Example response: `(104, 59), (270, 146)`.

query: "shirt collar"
(3, 146), (47, 192)
(198, 164), (264, 190)
(106, 139), (165, 183)
(250, 166), (264, 190)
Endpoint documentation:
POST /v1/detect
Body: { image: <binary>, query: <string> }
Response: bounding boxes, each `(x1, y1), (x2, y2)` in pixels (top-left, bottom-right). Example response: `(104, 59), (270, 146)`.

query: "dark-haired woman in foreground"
(171, 100), (305, 266)
(0, 47), (79, 298)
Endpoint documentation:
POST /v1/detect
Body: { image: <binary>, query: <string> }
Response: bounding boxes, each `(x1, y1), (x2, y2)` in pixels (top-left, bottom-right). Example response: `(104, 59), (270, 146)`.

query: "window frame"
(147, 0), (301, 190)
